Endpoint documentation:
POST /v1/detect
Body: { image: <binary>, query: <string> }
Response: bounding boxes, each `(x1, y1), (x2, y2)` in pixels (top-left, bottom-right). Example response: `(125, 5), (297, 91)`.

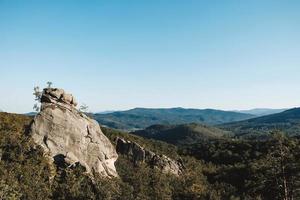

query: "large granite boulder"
(30, 88), (118, 178)
(116, 137), (184, 175)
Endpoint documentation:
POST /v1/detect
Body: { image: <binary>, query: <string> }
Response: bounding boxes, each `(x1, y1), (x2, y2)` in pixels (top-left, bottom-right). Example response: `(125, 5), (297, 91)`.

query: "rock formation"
(116, 137), (184, 175)
(30, 88), (118, 177)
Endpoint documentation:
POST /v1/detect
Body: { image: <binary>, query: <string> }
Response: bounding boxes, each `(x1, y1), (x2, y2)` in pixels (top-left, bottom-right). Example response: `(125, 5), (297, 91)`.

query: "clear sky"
(0, 0), (300, 113)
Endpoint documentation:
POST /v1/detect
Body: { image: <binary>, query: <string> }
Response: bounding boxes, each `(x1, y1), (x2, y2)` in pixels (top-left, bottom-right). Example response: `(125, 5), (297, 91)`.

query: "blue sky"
(0, 0), (300, 113)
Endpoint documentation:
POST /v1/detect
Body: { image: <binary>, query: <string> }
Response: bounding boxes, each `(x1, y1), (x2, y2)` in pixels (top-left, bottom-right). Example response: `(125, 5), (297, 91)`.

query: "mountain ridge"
(235, 108), (287, 116)
(221, 107), (300, 137)
(94, 107), (255, 130)
(132, 123), (230, 145)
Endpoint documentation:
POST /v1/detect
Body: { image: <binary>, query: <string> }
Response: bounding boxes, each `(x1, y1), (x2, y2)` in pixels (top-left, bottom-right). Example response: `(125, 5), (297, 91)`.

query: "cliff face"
(30, 88), (118, 177)
(116, 137), (184, 175)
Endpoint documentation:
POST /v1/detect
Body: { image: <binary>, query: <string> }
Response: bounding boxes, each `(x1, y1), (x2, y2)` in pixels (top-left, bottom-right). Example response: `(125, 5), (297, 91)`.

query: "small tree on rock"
(33, 86), (42, 112)
(33, 82), (54, 112)
(47, 81), (53, 88)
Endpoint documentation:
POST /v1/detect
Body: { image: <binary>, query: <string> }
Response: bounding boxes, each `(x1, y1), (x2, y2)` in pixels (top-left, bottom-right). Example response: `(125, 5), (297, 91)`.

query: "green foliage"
(171, 157), (210, 199)
(221, 107), (300, 137)
(0, 113), (52, 199)
(51, 166), (96, 200)
(132, 123), (229, 145)
(0, 180), (21, 200)
(115, 156), (210, 200)
(180, 133), (300, 199)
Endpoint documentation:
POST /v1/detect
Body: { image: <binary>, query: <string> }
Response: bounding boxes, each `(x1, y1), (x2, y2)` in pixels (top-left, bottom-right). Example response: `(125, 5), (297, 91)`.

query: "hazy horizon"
(1, 0), (300, 113)
(0, 106), (292, 115)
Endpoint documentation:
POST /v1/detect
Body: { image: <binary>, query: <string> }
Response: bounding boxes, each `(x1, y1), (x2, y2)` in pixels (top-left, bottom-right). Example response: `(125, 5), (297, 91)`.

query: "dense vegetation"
(132, 123), (230, 145)
(179, 135), (300, 199)
(0, 112), (300, 199)
(221, 107), (300, 138)
(94, 107), (254, 130)
(0, 113), (52, 199)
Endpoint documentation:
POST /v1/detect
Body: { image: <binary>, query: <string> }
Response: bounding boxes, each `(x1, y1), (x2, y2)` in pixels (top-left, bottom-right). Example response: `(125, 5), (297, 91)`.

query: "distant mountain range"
(9, 106), (300, 139)
(221, 107), (300, 138)
(93, 107), (255, 130)
(24, 112), (37, 116)
(130, 107), (300, 143)
(96, 110), (118, 114)
(235, 108), (287, 116)
(132, 123), (229, 145)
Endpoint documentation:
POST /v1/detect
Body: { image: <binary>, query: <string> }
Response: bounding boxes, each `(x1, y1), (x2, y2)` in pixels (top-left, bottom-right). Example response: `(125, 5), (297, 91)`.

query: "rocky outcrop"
(30, 88), (118, 178)
(116, 138), (184, 175)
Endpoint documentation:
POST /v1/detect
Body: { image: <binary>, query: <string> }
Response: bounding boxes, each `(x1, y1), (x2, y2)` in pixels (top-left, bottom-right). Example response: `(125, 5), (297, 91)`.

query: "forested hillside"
(221, 107), (300, 138)
(132, 123), (230, 145)
(94, 108), (254, 130)
(0, 112), (300, 199)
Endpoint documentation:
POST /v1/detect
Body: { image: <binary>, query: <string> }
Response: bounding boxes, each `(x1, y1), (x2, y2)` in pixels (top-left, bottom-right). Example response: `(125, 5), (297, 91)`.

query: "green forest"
(0, 112), (300, 200)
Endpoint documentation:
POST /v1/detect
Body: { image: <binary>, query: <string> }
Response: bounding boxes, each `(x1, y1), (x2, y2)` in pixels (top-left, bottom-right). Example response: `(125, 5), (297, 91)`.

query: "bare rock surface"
(30, 88), (118, 177)
(116, 137), (184, 175)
